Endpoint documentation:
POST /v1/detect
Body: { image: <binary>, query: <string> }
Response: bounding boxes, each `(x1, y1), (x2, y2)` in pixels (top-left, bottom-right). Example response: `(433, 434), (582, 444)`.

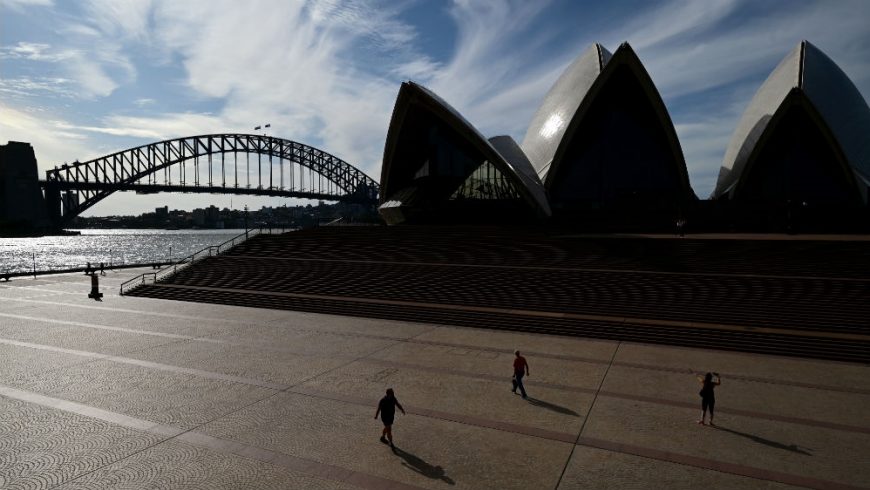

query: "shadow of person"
(525, 397), (580, 417)
(714, 426), (812, 455)
(391, 446), (455, 485)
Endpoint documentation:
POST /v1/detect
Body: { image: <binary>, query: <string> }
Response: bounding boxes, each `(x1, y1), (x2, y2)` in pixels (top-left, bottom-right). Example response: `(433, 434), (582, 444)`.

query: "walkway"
(1, 269), (868, 489)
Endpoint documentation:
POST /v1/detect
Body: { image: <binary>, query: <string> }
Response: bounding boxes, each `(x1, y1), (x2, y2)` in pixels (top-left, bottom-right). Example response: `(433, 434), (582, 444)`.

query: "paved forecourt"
(0, 269), (868, 489)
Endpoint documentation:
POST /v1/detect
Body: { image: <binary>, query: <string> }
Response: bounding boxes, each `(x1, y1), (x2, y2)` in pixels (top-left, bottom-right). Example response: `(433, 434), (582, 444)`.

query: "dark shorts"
(381, 416), (394, 427)
(701, 396), (715, 411)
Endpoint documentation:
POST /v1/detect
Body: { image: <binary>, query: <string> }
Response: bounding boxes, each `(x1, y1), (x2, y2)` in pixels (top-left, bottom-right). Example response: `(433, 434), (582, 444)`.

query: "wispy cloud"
(60, 112), (224, 140)
(137, 0), (428, 175)
(133, 97), (155, 107)
(0, 0), (53, 10)
(1, 39), (134, 99)
(80, 0), (154, 41)
(0, 77), (76, 98)
(0, 42), (71, 61)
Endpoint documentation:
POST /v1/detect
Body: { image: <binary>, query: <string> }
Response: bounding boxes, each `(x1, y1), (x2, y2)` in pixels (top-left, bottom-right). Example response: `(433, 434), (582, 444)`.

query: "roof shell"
(545, 42), (694, 199)
(714, 41), (870, 199)
(379, 81), (551, 217)
(521, 43), (611, 180)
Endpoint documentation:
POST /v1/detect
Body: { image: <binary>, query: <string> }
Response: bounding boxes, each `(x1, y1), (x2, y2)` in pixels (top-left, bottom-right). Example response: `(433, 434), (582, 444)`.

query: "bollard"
(88, 274), (104, 301)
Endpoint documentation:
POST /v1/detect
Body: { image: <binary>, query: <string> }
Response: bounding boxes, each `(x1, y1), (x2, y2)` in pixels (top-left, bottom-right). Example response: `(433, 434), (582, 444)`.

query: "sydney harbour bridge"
(32, 133), (379, 227)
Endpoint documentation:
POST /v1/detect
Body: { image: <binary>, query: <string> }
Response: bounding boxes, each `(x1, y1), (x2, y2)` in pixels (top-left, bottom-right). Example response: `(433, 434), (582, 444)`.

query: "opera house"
(378, 41), (870, 231)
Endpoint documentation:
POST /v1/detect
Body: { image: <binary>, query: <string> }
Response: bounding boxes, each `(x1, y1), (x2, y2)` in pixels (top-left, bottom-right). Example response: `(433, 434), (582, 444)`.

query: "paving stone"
(581, 396), (870, 488)
(8, 360), (276, 430)
(0, 318), (182, 356)
(301, 360), (591, 435)
(0, 344), (90, 382)
(130, 339), (349, 386)
(206, 325), (398, 358)
(200, 392), (573, 490)
(2, 270), (869, 489)
(558, 445), (799, 490)
(616, 343), (870, 391)
(13, 304), (233, 338)
(56, 439), (356, 490)
(414, 325), (618, 362)
(601, 363), (870, 428)
(0, 397), (163, 490)
(369, 340), (608, 390)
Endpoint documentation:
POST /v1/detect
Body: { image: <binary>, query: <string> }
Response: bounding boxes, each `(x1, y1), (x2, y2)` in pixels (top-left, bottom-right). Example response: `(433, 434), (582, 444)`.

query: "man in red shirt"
(511, 350), (529, 398)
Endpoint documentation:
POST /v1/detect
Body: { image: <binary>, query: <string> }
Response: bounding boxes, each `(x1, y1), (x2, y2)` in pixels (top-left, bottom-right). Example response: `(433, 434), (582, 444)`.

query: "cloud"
(0, 77), (76, 98)
(427, 0), (554, 111)
(0, 103), (95, 167)
(60, 112), (225, 140)
(133, 97), (155, 107)
(0, 0), (53, 10)
(0, 42), (71, 62)
(139, 0), (429, 175)
(80, 0), (154, 40)
(1, 38), (134, 99)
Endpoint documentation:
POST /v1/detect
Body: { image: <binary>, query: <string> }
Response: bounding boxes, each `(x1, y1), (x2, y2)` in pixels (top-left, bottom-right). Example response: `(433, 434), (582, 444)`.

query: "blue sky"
(1, 0), (869, 215)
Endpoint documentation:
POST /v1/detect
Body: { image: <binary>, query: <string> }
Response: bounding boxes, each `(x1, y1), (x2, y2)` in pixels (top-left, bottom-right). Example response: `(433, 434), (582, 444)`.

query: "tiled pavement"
(1, 268), (868, 489)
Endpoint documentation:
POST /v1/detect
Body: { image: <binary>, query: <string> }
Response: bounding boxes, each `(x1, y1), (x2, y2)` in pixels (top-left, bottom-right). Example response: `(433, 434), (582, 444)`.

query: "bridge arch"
(42, 133), (379, 224)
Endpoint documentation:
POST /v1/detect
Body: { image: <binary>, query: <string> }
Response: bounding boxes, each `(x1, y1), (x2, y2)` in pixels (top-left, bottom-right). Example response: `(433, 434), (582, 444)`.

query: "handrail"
(119, 227), (286, 295)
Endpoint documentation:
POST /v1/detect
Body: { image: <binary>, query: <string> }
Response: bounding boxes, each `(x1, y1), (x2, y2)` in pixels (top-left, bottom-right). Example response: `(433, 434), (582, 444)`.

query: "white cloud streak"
(0, 0), (52, 10)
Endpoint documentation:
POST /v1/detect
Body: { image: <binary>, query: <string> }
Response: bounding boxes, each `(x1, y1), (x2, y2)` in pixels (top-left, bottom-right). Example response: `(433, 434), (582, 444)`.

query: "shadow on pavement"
(525, 397), (580, 416)
(714, 426), (812, 455)
(392, 446), (455, 485)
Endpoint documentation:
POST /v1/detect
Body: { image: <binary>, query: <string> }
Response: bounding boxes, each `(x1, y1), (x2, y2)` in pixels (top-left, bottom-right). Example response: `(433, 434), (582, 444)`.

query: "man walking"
(374, 388), (405, 447)
(511, 350), (530, 398)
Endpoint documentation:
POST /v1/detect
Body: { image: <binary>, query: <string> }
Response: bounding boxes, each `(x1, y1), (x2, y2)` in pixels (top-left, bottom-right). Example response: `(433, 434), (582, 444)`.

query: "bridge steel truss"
(42, 133), (379, 224)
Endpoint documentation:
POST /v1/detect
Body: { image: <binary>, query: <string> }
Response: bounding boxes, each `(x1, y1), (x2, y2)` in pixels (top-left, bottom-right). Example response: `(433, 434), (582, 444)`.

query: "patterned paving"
(1, 269), (869, 489)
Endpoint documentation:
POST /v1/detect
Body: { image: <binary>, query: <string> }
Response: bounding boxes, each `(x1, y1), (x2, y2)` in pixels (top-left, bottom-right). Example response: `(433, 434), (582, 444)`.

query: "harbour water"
(0, 229), (245, 275)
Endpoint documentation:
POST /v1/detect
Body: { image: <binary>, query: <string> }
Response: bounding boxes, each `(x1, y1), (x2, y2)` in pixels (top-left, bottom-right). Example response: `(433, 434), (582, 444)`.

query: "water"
(0, 229), (245, 274)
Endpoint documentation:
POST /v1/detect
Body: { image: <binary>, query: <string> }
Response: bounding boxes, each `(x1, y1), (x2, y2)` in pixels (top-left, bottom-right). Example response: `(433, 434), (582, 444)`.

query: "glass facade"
(381, 99), (529, 224)
(737, 100), (859, 205)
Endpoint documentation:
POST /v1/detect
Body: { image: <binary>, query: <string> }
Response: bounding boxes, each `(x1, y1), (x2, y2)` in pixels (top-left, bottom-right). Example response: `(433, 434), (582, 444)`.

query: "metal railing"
(119, 227), (287, 295)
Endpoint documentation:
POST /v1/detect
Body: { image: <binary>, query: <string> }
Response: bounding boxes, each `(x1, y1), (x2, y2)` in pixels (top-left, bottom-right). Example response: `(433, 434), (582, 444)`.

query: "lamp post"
(244, 205), (249, 238)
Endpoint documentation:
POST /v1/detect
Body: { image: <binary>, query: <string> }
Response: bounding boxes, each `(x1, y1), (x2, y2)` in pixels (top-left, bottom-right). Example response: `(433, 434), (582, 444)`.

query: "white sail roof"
(714, 41), (870, 198)
(521, 44), (611, 180)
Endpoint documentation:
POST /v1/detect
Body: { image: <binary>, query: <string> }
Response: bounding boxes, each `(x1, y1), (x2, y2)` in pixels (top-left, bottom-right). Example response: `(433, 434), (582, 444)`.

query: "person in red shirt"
(511, 350), (529, 398)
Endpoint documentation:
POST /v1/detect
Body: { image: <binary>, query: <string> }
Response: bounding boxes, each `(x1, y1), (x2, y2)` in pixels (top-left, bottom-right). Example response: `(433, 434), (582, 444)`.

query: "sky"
(1, 0), (869, 216)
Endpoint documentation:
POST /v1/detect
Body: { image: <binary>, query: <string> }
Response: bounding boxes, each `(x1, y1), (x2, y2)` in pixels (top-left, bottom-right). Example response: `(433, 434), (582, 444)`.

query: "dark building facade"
(378, 82), (550, 225)
(0, 141), (49, 232)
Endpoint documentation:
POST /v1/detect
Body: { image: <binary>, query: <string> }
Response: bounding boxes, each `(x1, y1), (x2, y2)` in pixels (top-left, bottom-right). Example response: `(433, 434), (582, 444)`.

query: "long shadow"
(525, 397), (581, 417)
(714, 426), (812, 455)
(391, 446), (455, 485)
